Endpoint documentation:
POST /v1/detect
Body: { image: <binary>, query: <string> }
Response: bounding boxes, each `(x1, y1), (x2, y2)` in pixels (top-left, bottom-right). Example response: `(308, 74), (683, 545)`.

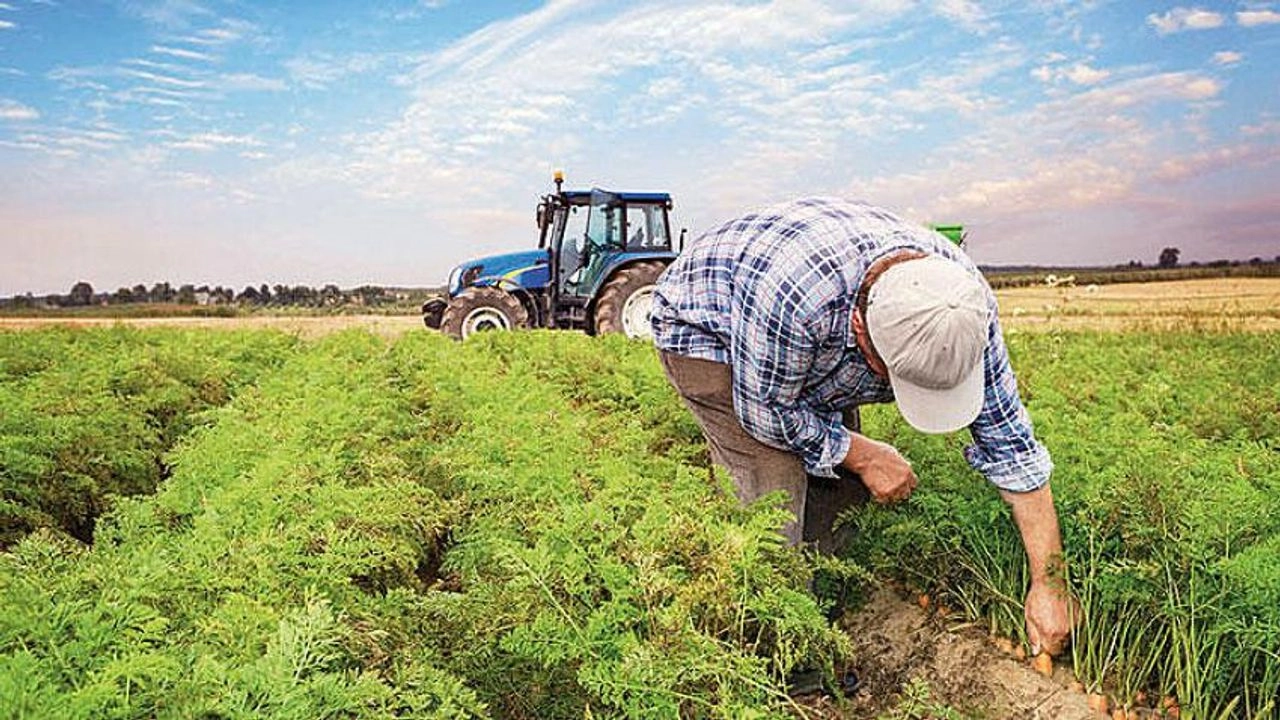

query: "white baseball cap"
(865, 255), (991, 434)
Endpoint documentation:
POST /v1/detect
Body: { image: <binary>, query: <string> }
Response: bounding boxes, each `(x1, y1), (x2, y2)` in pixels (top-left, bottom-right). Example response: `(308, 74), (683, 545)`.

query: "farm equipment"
(930, 224), (967, 247)
(423, 172), (681, 340)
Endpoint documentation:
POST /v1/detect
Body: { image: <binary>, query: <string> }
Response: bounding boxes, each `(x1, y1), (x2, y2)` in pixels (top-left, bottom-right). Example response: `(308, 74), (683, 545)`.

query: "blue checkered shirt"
(652, 197), (1051, 492)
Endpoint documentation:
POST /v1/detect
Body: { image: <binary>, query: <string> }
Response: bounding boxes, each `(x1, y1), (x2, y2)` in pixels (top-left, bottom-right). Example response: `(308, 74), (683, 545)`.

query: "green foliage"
(848, 330), (1280, 719)
(0, 327), (297, 546)
(0, 329), (846, 718)
(2, 326), (1275, 718)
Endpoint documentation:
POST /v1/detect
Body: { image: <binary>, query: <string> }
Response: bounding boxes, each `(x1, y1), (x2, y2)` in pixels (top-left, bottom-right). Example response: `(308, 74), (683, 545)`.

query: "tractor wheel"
(440, 287), (529, 340)
(594, 261), (667, 339)
(421, 297), (446, 329)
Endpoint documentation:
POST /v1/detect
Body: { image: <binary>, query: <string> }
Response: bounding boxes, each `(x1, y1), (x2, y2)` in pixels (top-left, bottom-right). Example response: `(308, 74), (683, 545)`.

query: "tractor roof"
(562, 189), (671, 204)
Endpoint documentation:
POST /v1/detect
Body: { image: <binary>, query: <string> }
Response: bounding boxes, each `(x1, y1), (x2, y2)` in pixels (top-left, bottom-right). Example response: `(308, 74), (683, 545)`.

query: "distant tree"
(68, 281), (94, 306)
(1158, 247), (1180, 268)
(239, 286), (261, 304)
(259, 284), (272, 304)
(177, 284), (197, 305)
(1249, 257), (1263, 265)
(112, 287), (134, 304)
(132, 284), (148, 301)
(150, 282), (173, 303)
(320, 284), (341, 306)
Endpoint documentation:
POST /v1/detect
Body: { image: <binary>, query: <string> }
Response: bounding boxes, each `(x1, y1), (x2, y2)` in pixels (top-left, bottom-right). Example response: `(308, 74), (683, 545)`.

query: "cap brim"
(888, 360), (985, 434)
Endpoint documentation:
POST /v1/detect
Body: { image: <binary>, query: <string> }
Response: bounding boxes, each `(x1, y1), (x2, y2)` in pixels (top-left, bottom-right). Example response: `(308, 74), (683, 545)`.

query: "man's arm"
(967, 309), (1078, 655)
(1001, 484), (1078, 655)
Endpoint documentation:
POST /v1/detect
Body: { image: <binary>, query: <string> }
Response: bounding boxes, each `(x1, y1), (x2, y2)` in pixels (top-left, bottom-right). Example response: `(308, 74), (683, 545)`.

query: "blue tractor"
(423, 172), (682, 340)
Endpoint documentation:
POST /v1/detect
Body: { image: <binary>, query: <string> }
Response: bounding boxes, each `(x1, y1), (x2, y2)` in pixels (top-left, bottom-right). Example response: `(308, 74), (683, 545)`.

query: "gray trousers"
(659, 350), (867, 553)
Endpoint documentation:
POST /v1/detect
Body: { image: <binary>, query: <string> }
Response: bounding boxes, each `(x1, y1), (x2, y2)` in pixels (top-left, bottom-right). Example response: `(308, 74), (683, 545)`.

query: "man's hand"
(842, 433), (917, 503)
(1002, 484), (1081, 656)
(1024, 579), (1081, 656)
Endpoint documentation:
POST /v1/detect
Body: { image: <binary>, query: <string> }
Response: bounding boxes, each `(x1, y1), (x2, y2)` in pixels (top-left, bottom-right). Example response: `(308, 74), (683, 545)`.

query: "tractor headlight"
(447, 266), (463, 295)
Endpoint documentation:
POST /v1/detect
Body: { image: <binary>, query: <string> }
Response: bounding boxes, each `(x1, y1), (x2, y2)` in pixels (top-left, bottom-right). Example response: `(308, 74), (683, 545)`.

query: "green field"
(0, 327), (1276, 718)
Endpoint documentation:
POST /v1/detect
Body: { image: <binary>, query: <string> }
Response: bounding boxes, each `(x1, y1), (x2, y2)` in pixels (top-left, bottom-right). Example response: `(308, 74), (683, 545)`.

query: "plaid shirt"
(651, 197), (1051, 492)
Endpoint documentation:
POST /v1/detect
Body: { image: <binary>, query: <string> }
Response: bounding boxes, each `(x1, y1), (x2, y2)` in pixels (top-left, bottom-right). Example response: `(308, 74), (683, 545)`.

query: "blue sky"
(1, 0), (1277, 295)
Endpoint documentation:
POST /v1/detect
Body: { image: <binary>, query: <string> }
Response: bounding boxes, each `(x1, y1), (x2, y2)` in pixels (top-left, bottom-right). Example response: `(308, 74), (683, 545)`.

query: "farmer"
(651, 197), (1076, 656)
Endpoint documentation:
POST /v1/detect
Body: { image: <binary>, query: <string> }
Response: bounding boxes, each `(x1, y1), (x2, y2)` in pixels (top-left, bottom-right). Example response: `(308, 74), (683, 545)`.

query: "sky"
(0, 0), (1277, 296)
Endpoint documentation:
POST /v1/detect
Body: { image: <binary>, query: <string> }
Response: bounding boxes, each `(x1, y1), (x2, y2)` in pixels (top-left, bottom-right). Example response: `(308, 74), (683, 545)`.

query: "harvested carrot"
(1032, 651), (1053, 677)
(1161, 696), (1178, 709)
(1069, 680), (1085, 693)
(994, 637), (1014, 655)
(917, 593), (930, 610)
(1134, 690), (1148, 705)
(1087, 693), (1110, 714)
(1015, 644), (1027, 660)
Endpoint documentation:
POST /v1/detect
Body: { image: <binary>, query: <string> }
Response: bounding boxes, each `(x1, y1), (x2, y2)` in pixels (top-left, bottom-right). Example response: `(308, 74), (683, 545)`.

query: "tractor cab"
(537, 185), (676, 331)
(424, 173), (681, 340)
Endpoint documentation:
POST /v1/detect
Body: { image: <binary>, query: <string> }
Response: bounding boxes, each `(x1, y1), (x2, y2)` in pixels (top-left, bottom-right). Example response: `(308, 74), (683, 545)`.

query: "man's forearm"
(1000, 484), (1065, 587)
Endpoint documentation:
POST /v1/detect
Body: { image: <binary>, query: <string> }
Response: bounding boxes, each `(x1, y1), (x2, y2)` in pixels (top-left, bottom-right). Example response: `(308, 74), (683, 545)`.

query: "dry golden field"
(996, 276), (1280, 331)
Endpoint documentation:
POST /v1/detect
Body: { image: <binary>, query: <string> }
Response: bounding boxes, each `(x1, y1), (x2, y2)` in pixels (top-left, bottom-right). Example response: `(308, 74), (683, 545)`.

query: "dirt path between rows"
(831, 589), (1095, 719)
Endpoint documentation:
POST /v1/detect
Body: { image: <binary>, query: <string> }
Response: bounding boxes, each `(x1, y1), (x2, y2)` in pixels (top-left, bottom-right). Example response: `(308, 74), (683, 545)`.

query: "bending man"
(651, 197), (1075, 655)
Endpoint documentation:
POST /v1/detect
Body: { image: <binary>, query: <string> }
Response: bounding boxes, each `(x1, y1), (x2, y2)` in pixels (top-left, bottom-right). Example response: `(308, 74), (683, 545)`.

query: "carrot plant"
(1, 329), (847, 718)
(0, 327), (297, 547)
(848, 330), (1280, 718)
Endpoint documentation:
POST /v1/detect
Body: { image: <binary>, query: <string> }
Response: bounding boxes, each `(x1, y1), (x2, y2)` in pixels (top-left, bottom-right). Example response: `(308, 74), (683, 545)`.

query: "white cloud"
(1153, 144), (1280, 182)
(934, 0), (991, 32)
(1031, 60), (1111, 86)
(1147, 7), (1225, 34)
(285, 53), (393, 89)
(219, 73), (286, 91)
(1241, 119), (1280, 137)
(1237, 9), (1280, 26)
(174, 18), (258, 46)
(0, 98), (39, 120)
(1063, 63), (1110, 85)
(166, 131), (263, 151)
(0, 20), (16, 29)
(1212, 50), (1243, 66)
(121, 68), (205, 88)
(151, 44), (216, 62)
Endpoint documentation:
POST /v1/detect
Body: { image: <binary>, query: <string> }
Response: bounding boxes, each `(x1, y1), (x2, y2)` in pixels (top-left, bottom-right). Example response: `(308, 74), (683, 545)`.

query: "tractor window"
(625, 204), (670, 250)
(586, 200), (623, 250)
(558, 205), (589, 288)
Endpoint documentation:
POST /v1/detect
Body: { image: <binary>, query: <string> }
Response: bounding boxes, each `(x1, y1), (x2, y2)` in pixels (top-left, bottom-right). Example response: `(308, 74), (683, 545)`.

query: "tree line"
(1, 282), (415, 309)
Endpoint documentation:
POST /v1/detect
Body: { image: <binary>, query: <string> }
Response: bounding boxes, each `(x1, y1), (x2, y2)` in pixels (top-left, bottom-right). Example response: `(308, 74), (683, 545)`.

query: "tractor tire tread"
(439, 286), (529, 340)
(594, 261), (667, 336)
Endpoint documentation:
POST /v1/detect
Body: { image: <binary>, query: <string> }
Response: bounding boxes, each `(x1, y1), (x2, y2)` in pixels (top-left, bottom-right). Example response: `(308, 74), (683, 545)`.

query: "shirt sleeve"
(728, 272), (851, 478)
(965, 309), (1053, 492)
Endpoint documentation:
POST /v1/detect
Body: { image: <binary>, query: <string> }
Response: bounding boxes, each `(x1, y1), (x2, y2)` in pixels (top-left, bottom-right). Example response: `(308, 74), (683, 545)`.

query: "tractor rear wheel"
(594, 261), (667, 339)
(440, 287), (529, 340)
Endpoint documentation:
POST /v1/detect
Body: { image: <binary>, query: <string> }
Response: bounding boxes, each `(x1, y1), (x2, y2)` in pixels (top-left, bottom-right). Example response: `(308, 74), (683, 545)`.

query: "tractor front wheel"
(594, 261), (667, 339)
(440, 287), (529, 340)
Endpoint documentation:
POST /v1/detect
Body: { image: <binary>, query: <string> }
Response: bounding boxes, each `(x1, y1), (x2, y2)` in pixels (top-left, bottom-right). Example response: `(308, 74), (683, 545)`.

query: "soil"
(816, 588), (1097, 719)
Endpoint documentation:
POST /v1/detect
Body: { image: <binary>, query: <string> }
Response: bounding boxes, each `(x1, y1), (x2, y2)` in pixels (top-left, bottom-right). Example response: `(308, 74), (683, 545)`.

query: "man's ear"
(850, 307), (867, 339)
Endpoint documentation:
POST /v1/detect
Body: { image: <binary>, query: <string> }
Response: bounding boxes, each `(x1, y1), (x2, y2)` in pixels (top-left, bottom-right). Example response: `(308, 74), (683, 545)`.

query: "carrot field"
(0, 324), (1276, 718)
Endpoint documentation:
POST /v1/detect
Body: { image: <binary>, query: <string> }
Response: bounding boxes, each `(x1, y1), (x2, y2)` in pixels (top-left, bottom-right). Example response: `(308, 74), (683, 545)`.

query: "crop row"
(850, 330), (1279, 719)
(1, 326), (1275, 718)
(0, 328), (298, 548)
(1, 330), (844, 718)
